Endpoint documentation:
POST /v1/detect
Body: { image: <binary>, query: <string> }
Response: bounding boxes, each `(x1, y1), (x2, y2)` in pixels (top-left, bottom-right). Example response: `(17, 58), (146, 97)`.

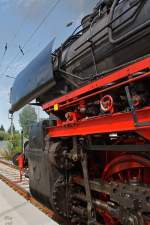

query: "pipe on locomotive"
(108, 0), (150, 44)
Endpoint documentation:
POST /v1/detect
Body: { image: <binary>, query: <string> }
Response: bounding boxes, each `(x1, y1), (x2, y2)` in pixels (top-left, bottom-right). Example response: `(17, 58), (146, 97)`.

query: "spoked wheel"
(101, 153), (150, 225)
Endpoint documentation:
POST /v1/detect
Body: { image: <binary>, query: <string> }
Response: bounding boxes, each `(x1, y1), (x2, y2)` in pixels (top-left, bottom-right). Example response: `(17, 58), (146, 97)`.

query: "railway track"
(0, 158), (29, 191)
(0, 159), (64, 225)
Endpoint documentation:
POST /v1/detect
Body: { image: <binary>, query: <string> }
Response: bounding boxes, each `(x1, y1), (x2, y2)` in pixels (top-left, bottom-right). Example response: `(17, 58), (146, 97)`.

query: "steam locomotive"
(10, 0), (150, 224)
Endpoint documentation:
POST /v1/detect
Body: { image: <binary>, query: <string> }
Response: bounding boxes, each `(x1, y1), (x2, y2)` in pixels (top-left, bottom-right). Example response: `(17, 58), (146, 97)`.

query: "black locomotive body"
(10, 0), (150, 112)
(10, 1), (150, 224)
(52, 0), (150, 89)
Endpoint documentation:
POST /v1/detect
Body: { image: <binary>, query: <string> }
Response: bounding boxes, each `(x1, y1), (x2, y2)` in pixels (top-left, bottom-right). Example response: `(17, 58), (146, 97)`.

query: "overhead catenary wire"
(22, 0), (61, 49)
(19, 45), (24, 56)
(0, 43), (8, 68)
(4, 43), (8, 55)
(8, 1), (33, 46)
(0, 2), (32, 71)
(8, 40), (42, 75)
(2, 0), (61, 77)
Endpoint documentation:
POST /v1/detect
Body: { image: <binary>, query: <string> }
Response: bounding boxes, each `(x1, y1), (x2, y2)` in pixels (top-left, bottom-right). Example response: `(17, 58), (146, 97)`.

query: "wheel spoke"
(102, 154), (150, 225)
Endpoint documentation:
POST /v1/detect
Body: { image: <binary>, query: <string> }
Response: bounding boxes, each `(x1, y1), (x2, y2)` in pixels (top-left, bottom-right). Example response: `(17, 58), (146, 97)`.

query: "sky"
(0, 0), (98, 131)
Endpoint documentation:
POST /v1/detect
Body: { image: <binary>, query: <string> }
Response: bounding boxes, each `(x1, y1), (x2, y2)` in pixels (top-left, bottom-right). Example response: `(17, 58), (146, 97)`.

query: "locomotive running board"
(42, 55), (150, 141)
(46, 107), (150, 139)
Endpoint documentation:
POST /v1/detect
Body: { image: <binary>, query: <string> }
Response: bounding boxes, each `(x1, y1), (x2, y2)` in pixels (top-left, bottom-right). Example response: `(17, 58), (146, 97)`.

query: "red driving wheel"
(101, 153), (150, 225)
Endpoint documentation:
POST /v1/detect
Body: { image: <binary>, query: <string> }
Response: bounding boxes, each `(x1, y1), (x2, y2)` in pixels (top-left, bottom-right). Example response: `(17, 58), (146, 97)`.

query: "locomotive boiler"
(10, 0), (150, 224)
(10, 0), (150, 112)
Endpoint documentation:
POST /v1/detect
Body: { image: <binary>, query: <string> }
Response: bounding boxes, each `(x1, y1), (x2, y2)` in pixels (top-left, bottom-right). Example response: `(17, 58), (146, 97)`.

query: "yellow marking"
(54, 104), (59, 111)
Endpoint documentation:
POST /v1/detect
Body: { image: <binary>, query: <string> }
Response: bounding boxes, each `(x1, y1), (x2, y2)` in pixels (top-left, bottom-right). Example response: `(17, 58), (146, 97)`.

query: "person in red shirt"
(16, 153), (24, 182)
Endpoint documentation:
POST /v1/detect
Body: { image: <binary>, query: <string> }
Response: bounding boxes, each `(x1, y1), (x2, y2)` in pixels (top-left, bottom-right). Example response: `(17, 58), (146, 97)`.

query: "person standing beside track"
(16, 153), (24, 182)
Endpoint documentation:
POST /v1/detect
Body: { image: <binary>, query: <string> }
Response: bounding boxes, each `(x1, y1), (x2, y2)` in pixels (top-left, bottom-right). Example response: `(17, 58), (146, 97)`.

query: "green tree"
(0, 131), (9, 141)
(4, 133), (22, 160)
(8, 124), (16, 134)
(0, 125), (5, 132)
(19, 105), (37, 138)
